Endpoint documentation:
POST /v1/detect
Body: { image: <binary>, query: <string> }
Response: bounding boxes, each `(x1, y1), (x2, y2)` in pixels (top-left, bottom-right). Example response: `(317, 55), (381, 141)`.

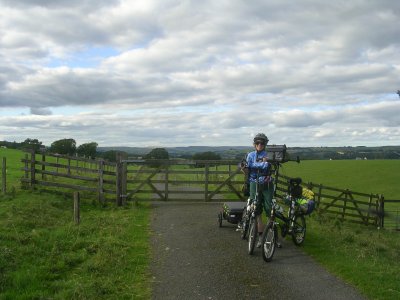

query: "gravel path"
(149, 201), (366, 300)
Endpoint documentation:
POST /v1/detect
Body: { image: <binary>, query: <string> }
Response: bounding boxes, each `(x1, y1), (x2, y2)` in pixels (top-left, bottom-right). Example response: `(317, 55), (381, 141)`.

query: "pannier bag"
(296, 198), (315, 215)
(296, 188), (315, 215)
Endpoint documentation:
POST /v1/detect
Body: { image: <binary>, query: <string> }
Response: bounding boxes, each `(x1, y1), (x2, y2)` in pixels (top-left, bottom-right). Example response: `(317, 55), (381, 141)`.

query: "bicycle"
(247, 194), (259, 254)
(241, 145), (300, 255)
(261, 177), (307, 262)
(247, 165), (277, 255)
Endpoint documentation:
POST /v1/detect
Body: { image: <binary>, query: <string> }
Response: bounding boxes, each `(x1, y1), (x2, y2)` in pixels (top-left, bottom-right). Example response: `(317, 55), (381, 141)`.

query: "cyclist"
(246, 133), (279, 248)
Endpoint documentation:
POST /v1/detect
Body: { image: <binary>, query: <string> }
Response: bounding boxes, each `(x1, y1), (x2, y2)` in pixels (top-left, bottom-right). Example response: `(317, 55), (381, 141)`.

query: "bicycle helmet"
(253, 133), (269, 144)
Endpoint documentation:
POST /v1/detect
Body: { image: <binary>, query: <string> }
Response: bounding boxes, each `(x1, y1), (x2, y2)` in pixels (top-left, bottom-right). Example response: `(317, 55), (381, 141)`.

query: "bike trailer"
(218, 202), (246, 227)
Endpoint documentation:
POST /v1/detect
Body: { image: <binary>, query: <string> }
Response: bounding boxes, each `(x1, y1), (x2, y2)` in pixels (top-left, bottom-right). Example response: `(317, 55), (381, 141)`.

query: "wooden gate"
(116, 158), (245, 203)
(20, 150), (388, 228)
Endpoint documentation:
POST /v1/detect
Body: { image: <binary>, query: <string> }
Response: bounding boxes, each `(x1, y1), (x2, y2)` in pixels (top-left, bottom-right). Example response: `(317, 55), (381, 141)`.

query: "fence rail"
(19, 150), (397, 229)
(275, 174), (384, 227)
(21, 150), (116, 204)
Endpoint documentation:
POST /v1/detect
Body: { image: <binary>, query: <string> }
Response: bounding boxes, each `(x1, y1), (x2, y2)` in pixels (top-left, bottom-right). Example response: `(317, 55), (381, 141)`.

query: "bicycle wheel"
(262, 222), (276, 262)
(247, 216), (257, 255)
(218, 212), (223, 227)
(240, 208), (249, 240)
(291, 214), (306, 245)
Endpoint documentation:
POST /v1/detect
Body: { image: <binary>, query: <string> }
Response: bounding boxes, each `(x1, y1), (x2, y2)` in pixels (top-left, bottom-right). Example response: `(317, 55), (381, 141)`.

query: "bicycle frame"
(247, 157), (301, 256)
(261, 177), (307, 262)
(247, 169), (263, 254)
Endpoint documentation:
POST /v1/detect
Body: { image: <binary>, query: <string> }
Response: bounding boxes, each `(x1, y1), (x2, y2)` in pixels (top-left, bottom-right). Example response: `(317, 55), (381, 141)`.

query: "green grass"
(1, 149), (152, 299)
(279, 159), (400, 299)
(303, 216), (400, 300)
(2, 149), (400, 299)
(1, 148), (23, 192)
(279, 160), (400, 200)
(0, 191), (151, 299)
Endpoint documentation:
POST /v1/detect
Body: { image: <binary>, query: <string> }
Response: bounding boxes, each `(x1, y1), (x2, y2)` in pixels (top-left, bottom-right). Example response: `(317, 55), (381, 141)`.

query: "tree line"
(0, 139), (222, 162)
(0, 138), (98, 159)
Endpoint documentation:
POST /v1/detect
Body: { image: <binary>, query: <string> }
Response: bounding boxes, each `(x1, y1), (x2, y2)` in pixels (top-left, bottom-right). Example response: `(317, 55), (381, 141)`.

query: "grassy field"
(0, 148), (152, 299)
(1, 149), (400, 299)
(278, 159), (400, 300)
(304, 216), (400, 300)
(279, 159), (400, 200)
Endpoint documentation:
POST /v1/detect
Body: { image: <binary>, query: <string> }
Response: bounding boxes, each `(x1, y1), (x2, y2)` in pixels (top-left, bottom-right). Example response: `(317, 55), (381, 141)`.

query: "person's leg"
(252, 183), (264, 234)
(249, 181), (256, 201)
(250, 182), (265, 247)
(262, 181), (274, 216)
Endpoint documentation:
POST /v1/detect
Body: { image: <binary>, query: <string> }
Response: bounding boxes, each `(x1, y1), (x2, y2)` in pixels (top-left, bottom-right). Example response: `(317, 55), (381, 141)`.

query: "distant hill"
(97, 145), (400, 160)
(2, 139), (399, 160)
(98, 146), (252, 159)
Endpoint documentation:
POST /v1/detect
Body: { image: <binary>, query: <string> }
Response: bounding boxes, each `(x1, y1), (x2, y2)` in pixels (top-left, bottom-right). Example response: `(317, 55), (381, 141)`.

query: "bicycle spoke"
(262, 223), (276, 262)
(291, 214), (306, 246)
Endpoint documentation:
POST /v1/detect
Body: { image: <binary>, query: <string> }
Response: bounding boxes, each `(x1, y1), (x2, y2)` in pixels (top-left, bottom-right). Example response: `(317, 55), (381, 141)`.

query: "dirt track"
(149, 201), (366, 300)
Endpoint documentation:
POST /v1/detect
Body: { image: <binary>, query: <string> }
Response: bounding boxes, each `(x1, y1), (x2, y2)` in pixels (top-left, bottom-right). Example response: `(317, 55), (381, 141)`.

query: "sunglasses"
(255, 141), (265, 146)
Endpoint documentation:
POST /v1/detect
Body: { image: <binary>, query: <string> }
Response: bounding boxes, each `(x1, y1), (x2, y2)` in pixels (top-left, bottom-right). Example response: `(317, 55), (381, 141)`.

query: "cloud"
(30, 107), (52, 115)
(0, 0), (400, 146)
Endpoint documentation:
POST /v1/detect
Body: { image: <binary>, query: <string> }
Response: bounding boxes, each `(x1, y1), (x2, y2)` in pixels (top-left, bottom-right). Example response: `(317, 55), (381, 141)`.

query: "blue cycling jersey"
(246, 150), (272, 183)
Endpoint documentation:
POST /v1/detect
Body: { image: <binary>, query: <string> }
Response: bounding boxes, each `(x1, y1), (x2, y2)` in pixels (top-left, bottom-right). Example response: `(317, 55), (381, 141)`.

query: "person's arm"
(247, 152), (269, 170)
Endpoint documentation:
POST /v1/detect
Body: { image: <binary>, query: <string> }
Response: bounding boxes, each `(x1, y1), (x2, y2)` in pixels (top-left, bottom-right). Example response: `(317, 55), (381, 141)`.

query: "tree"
(22, 138), (43, 151)
(50, 138), (76, 155)
(192, 151), (221, 167)
(145, 148), (169, 160)
(192, 151), (221, 161)
(77, 142), (98, 158)
(144, 148), (169, 168)
(99, 150), (127, 162)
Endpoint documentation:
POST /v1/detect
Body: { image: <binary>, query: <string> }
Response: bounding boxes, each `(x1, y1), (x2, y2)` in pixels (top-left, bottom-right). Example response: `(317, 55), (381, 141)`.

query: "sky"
(0, 0), (399, 148)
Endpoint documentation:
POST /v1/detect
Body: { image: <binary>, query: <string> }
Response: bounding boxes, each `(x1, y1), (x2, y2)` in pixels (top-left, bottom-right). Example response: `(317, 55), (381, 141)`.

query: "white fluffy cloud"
(0, 0), (399, 147)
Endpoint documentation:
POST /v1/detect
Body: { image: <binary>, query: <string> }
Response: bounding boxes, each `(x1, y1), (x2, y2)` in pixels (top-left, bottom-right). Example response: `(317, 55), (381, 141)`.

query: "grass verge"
(302, 214), (400, 300)
(2, 149), (400, 299)
(0, 190), (151, 299)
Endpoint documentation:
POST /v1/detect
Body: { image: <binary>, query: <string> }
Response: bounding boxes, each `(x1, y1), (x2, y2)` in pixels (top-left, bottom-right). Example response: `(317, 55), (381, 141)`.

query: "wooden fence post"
(116, 153), (122, 206)
(121, 155), (127, 205)
(317, 184), (323, 208)
(56, 157), (59, 174)
(22, 154), (29, 189)
(342, 190), (349, 221)
(74, 191), (80, 224)
(41, 154), (46, 180)
(67, 158), (71, 175)
(1, 157), (6, 195)
(164, 164), (169, 201)
(30, 149), (36, 188)
(115, 152), (127, 206)
(98, 159), (105, 204)
(378, 194), (384, 228)
(204, 163), (209, 201)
